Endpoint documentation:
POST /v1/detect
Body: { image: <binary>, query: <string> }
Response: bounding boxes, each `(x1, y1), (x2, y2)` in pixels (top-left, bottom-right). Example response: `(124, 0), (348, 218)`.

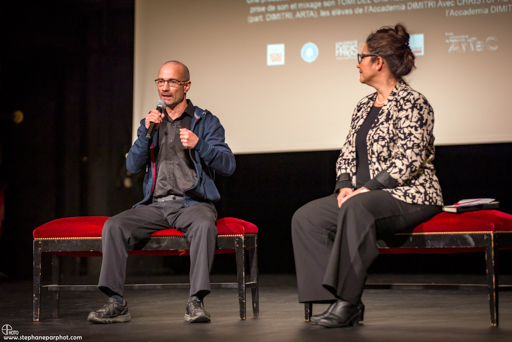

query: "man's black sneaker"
(88, 297), (131, 324)
(184, 296), (211, 323)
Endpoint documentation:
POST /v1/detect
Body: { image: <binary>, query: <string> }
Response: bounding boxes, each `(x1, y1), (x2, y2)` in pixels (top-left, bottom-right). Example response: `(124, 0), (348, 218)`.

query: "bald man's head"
(157, 61), (191, 110)
(162, 60), (190, 81)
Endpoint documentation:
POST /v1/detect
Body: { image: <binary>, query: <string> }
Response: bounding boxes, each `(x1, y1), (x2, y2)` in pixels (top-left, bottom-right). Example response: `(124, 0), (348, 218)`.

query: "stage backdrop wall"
(134, 0), (512, 154)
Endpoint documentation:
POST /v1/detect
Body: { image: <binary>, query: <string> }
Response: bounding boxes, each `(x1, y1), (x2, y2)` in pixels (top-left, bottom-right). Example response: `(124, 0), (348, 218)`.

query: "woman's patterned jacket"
(335, 81), (443, 206)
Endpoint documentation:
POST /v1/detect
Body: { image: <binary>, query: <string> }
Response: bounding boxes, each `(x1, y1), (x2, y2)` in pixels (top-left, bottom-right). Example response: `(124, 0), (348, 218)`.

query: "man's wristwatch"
(360, 188), (370, 193)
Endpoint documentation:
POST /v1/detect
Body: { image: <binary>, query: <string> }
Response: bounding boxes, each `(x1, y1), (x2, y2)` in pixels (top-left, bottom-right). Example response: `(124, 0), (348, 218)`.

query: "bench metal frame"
(304, 231), (512, 326)
(33, 234), (258, 321)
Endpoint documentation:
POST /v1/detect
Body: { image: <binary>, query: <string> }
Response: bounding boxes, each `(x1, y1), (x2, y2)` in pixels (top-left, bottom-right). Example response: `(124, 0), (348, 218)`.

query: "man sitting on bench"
(88, 61), (235, 324)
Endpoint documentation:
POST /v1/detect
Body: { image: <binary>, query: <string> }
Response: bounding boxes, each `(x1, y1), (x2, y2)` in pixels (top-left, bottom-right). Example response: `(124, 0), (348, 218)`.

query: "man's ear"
(184, 82), (191, 94)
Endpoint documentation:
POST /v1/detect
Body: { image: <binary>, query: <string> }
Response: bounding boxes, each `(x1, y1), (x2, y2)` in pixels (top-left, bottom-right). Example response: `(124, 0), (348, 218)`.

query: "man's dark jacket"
(126, 104), (235, 207)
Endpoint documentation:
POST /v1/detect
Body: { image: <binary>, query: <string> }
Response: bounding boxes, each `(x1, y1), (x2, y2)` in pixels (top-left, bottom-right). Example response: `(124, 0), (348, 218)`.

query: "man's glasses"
(357, 53), (379, 64)
(154, 78), (189, 88)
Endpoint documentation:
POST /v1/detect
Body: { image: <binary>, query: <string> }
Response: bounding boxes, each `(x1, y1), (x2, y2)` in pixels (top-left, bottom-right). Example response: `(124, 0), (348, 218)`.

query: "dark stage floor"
(1, 274), (511, 342)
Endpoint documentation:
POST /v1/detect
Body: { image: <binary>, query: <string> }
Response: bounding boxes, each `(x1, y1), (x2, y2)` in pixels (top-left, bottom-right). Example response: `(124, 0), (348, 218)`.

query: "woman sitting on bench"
(291, 24), (443, 328)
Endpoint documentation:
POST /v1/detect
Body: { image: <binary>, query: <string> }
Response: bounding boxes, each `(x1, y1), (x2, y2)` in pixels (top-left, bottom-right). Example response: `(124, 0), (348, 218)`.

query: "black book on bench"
(443, 198), (499, 214)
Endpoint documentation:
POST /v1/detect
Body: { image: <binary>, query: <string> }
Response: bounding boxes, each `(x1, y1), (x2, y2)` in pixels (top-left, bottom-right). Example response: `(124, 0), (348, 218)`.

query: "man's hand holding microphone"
(145, 100), (166, 139)
(145, 100), (198, 149)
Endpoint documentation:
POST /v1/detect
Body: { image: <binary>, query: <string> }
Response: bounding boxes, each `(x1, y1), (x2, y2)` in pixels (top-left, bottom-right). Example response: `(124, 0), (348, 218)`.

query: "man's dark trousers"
(98, 199), (217, 298)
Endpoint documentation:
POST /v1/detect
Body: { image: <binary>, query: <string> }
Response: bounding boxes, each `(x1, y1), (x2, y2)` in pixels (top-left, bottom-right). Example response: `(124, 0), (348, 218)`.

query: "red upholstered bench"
(304, 210), (512, 326)
(33, 217), (258, 321)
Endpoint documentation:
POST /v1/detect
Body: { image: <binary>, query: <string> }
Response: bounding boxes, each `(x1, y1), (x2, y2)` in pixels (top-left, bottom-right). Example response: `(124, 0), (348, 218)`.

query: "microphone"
(145, 100), (166, 139)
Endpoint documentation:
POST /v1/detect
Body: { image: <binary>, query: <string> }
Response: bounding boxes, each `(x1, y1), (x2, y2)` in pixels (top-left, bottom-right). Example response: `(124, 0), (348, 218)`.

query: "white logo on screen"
(409, 34), (424, 56)
(446, 33), (498, 53)
(301, 43), (319, 63)
(267, 44), (285, 66)
(335, 40), (358, 60)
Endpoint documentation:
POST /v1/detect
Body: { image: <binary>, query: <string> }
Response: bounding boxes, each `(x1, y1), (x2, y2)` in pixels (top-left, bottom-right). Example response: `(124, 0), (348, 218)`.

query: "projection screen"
(134, 0), (512, 154)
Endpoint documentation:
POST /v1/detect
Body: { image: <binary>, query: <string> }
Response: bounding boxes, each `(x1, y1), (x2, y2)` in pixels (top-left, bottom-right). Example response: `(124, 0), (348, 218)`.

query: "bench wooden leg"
(51, 255), (61, 319)
(235, 236), (246, 320)
(249, 243), (259, 317)
(305, 303), (312, 321)
(33, 240), (42, 322)
(485, 233), (499, 326)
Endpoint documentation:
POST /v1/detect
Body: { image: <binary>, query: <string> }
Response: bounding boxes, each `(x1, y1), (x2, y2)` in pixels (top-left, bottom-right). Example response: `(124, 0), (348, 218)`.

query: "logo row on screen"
(267, 34), (424, 66)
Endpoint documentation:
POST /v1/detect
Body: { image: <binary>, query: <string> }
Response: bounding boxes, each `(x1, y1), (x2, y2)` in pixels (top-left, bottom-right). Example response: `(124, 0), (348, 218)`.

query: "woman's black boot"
(310, 302), (336, 324)
(317, 300), (362, 328)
